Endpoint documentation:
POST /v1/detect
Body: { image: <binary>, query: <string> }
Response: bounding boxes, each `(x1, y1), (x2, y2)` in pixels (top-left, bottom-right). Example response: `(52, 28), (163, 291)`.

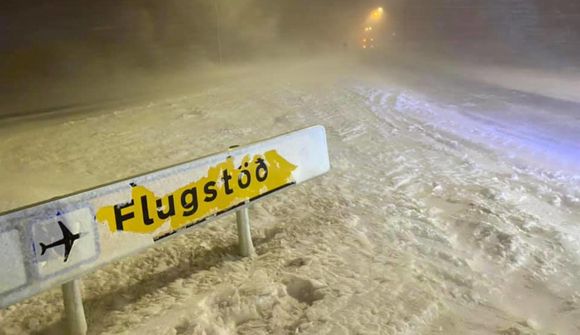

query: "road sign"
(0, 125), (329, 308)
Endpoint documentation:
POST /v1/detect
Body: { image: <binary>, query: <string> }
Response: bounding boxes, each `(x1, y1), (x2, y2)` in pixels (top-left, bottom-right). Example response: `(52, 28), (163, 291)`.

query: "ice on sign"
(96, 150), (296, 239)
(31, 208), (99, 278)
(0, 126), (329, 308)
(0, 229), (27, 293)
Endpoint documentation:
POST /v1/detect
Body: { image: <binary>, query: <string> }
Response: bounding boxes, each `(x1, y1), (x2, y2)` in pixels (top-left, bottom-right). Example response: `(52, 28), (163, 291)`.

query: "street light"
(368, 7), (384, 22)
(360, 7), (385, 50)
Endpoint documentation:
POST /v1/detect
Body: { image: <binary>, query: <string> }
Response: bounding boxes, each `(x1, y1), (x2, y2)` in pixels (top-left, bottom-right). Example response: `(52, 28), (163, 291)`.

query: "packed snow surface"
(1, 57), (579, 334)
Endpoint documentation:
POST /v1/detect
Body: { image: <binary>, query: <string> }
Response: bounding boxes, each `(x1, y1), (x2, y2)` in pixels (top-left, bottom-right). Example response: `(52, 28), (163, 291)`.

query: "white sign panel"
(0, 125), (329, 307)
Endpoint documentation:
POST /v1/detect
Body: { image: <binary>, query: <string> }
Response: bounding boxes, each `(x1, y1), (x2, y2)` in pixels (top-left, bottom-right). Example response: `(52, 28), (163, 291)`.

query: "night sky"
(2, 1), (579, 76)
(1, 0), (579, 113)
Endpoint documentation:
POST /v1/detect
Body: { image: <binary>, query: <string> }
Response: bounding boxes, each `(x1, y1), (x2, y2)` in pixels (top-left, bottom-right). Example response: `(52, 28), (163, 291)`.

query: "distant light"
(363, 45), (367, 49)
(370, 7), (383, 21)
(363, 38), (367, 42)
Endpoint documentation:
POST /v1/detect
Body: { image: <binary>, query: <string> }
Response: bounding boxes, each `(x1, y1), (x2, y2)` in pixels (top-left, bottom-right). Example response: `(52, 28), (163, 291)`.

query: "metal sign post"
(236, 206), (254, 257)
(0, 126), (330, 332)
(61, 279), (87, 335)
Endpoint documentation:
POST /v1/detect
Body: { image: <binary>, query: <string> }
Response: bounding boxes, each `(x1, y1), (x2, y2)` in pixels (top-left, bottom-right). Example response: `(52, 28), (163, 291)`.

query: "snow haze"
(1, 1), (580, 334)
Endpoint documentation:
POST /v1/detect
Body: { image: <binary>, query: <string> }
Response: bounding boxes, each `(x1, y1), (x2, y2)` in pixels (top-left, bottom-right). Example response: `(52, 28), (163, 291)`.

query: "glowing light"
(369, 7), (384, 21)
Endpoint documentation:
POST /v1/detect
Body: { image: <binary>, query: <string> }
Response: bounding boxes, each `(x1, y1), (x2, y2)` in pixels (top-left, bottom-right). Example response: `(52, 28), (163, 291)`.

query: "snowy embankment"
(1, 57), (579, 334)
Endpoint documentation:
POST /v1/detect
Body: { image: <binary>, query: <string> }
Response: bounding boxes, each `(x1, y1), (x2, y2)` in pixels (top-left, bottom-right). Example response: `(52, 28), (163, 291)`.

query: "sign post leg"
(61, 279), (87, 335)
(236, 206), (255, 257)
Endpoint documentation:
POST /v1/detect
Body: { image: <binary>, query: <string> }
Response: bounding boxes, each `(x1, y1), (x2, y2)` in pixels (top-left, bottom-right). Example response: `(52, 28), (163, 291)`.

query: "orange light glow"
(369, 7), (384, 21)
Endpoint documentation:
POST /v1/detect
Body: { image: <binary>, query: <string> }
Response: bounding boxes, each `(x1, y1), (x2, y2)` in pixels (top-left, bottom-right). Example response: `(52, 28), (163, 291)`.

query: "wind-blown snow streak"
(1, 58), (579, 334)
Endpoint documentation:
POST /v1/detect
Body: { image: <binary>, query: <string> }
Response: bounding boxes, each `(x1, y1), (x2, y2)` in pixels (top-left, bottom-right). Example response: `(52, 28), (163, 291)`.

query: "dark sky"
(2, 0), (579, 73)
(0, 0), (379, 114)
(0, 1), (377, 79)
(396, 0), (580, 63)
(1, 0), (579, 114)
(0, 1), (390, 91)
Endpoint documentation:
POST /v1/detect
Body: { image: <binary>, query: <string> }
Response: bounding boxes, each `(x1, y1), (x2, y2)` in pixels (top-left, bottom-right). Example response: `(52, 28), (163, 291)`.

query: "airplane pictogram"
(39, 221), (80, 262)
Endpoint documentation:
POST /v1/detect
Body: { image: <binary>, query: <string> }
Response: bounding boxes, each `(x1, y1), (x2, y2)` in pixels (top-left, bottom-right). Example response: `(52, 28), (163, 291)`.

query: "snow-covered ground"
(1, 56), (579, 334)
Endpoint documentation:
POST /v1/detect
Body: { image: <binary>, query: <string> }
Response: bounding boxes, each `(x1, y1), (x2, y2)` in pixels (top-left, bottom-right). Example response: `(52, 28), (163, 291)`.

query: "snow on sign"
(0, 126), (329, 308)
